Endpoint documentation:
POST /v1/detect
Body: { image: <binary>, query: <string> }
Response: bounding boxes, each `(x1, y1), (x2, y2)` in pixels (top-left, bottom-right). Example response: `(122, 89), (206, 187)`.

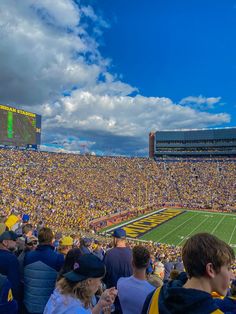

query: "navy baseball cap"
(63, 253), (106, 282)
(112, 228), (126, 239)
(22, 214), (30, 222)
(0, 231), (18, 242)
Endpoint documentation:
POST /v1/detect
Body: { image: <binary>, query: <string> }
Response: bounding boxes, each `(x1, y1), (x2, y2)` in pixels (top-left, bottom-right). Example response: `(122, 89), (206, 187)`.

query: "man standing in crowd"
(104, 228), (132, 313)
(0, 231), (20, 301)
(24, 227), (64, 314)
(118, 245), (155, 314)
(104, 228), (132, 288)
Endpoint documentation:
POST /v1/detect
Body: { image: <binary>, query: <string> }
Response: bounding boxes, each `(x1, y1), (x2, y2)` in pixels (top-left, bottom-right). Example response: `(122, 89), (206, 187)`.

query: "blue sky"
(94, 0), (236, 124)
(0, 0), (235, 156)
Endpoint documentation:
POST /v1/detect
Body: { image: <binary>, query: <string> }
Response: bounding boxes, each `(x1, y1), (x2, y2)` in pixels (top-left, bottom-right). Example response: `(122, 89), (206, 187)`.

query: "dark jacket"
(103, 247), (132, 288)
(0, 274), (18, 314)
(142, 272), (223, 314)
(215, 296), (236, 313)
(0, 249), (20, 301)
(23, 244), (64, 313)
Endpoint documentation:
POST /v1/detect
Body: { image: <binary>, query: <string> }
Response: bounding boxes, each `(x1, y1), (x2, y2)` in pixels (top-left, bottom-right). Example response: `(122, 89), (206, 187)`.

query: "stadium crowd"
(0, 150), (235, 234)
(0, 149), (236, 313)
(0, 215), (235, 313)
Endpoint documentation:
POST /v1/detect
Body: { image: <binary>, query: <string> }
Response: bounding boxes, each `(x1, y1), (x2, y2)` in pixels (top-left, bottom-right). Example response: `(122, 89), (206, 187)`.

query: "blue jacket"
(0, 249), (20, 301)
(0, 274), (18, 314)
(24, 245), (64, 313)
(215, 297), (236, 313)
(142, 272), (224, 314)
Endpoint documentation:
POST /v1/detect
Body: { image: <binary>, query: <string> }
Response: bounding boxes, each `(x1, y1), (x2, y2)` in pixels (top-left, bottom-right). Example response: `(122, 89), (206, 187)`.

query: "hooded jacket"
(142, 272), (224, 314)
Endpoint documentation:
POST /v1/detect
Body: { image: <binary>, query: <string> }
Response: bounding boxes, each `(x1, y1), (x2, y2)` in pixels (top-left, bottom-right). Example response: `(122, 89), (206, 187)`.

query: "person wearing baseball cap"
(103, 228), (132, 313)
(58, 236), (73, 257)
(44, 253), (117, 314)
(0, 231), (20, 302)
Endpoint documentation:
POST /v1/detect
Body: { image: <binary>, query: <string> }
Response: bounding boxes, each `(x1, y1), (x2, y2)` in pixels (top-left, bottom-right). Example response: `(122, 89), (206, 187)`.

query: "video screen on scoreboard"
(0, 105), (41, 147)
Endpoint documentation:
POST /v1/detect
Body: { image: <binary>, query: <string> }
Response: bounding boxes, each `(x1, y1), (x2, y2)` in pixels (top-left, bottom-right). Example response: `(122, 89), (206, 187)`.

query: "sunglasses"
(27, 241), (38, 246)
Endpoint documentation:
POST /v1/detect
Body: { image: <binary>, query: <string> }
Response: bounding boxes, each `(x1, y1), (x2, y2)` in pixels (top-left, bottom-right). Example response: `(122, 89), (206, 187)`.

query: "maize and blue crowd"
(0, 149), (236, 313)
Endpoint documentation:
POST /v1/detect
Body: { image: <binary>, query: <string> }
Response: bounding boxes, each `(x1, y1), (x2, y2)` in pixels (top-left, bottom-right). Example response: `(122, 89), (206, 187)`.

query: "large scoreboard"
(0, 104), (41, 148)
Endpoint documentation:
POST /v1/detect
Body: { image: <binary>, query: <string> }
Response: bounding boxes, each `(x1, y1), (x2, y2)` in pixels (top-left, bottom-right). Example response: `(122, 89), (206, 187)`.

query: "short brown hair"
(38, 227), (53, 244)
(182, 233), (235, 278)
(132, 245), (150, 269)
(22, 223), (33, 235)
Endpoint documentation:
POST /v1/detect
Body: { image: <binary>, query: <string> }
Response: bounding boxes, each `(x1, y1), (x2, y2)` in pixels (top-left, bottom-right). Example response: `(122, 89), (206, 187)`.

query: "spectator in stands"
(16, 223), (34, 256)
(93, 240), (105, 261)
(117, 245), (155, 314)
(58, 236), (73, 257)
(80, 237), (93, 255)
(44, 253), (117, 314)
(104, 228), (132, 288)
(142, 233), (235, 314)
(0, 273), (18, 314)
(57, 248), (82, 281)
(23, 227), (64, 314)
(15, 214), (30, 236)
(18, 235), (38, 278)
(0, 231), (20, 301)
(103, 228), (132, 313)
(163, 257), (174, 283)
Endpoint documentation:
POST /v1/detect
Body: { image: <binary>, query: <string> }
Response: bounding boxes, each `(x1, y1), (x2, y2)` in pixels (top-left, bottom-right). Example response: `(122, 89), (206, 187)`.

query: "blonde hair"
(56, 277), (92, 309)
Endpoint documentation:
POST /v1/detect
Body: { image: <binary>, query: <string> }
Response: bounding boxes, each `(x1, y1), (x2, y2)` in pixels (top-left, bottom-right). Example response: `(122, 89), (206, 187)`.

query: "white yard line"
(210, 215), (226, 234)
(228, 223), (236, 245)
(150, 212), (200, 242)
(176, 216), (210, 246)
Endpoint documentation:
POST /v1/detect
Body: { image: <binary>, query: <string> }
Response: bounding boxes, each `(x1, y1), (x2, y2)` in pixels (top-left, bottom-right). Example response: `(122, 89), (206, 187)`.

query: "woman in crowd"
(44, 253), (117, 314)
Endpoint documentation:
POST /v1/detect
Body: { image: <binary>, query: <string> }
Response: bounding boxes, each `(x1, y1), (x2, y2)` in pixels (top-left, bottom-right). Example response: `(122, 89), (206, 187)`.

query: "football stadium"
(2, 2), (236, 313)
(0, 104), (236, 313)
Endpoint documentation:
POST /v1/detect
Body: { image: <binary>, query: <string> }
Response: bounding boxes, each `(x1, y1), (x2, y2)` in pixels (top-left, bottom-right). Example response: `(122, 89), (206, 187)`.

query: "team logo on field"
(108, 209), (185, 239)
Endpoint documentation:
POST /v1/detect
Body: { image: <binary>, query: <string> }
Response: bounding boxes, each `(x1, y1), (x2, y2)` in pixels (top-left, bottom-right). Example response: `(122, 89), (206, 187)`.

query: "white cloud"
(179, 95), (222, 109)
(0, 1), (231, 156)
(38, 91), (229, 138)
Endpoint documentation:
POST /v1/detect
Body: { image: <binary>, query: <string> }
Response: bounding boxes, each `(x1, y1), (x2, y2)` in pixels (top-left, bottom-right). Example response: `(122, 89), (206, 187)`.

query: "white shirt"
(44, 289), (92, 314)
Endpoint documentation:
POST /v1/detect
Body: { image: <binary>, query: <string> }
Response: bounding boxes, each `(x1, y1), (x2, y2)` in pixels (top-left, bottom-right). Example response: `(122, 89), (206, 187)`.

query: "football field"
(140, 210), (236, 248)
(104, 209), (236, 250)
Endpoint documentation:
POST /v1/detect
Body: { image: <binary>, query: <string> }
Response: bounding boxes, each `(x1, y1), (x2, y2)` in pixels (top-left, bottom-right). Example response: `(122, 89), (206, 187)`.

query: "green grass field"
(102, 209), (236, 252)
(140, 210), (236, 249)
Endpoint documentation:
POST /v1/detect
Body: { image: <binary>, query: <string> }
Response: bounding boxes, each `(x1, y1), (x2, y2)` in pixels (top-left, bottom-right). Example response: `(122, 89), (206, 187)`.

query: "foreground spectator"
(44, 253), (117, 314)
(104, 228), (132, 288)
(118, 245), (155, 314)
(23, 227), (64, 314)
(0, 273), (18, 314)
(104, 228), (132, 313)
(0, 231), (20, 301)
(57, 248), (82, 281)
(143, 233), (235, 314)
